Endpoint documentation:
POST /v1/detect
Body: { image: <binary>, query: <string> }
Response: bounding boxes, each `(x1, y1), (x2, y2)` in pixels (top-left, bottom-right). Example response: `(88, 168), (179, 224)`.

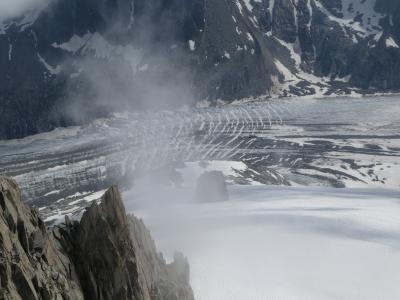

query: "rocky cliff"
(1, 0), (400, 139)
(0, 177), (194, 300)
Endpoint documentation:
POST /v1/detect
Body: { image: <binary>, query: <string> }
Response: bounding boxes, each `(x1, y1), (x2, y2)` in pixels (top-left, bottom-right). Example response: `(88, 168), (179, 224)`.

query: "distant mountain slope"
(1, 0), (400, 139)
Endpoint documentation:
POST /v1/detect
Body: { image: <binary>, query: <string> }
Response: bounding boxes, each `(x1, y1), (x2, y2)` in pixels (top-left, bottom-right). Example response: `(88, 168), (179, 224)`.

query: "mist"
(63, 50), (194, 124)
(58, 1), (196, 125)
(0, 0), (48, 21)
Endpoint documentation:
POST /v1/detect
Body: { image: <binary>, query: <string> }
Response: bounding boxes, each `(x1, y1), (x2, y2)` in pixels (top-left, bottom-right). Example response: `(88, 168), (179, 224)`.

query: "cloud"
(56, 8), (195, 124)
(59, 45), (194, 125)
(0, 0), (48, 21)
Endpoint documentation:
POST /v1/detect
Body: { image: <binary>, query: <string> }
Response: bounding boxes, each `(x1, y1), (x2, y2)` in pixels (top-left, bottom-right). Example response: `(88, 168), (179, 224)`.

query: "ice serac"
(0, 177), (194, 300)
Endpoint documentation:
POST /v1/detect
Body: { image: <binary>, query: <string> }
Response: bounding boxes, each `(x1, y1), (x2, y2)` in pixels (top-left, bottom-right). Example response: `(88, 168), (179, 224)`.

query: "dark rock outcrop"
(0, 176), (194, 300)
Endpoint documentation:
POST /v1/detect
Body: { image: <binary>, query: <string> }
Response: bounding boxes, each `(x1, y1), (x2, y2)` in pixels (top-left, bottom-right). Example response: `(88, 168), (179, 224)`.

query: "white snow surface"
(37, 53), (62, 74)
(386, 36), (399, 48)
(52, 33), (142, 70)
(124, 183), (400, 300)
(242, 0), (253, 12)
(315, 0), (384, 37)
(189, 40), (196, 51)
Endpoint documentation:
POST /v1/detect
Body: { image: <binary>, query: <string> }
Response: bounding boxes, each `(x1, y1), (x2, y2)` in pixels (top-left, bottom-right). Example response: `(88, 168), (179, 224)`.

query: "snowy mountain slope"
(1, 0), (400, 139)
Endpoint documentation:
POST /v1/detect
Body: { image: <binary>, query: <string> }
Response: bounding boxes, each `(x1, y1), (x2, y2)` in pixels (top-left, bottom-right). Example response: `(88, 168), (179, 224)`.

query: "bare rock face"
(0, 177), (194, 300)
(195, 171), (229, 202)
(0, 177), (84, 300)
(69, 186), (194, 300)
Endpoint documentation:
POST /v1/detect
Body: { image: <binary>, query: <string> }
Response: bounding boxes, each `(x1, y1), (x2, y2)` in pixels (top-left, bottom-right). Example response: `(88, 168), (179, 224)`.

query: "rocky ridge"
(0, 176), (194, 300)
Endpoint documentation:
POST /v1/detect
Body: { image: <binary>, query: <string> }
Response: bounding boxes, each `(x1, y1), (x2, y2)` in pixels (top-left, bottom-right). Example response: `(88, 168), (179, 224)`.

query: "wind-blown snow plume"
(59, 1), (195, 124)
